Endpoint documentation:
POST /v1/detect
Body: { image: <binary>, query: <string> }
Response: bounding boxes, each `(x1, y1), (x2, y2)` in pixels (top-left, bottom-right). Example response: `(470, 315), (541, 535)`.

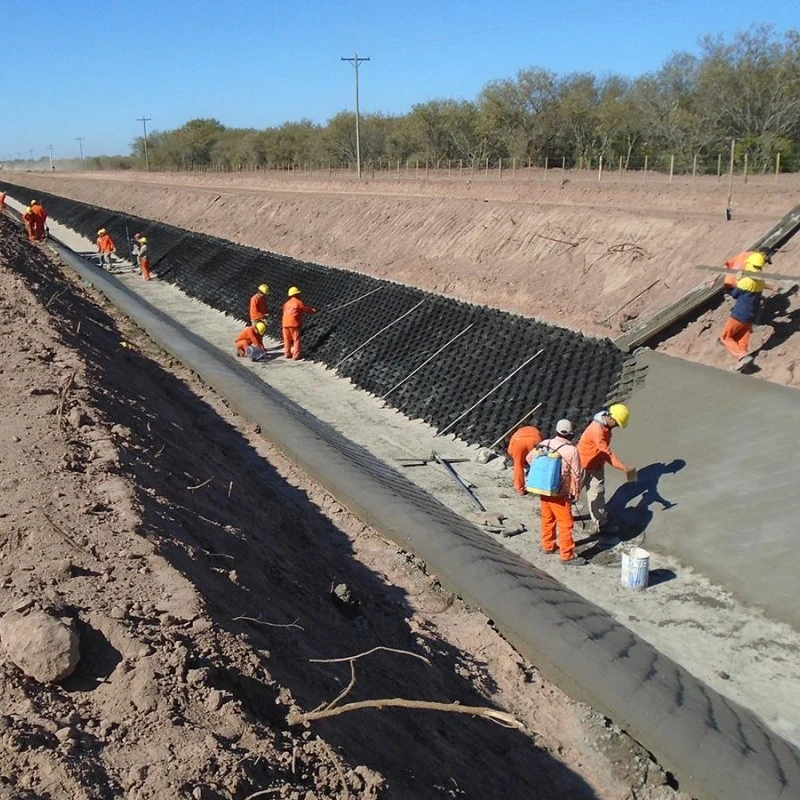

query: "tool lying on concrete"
(396, 450), (486, 512)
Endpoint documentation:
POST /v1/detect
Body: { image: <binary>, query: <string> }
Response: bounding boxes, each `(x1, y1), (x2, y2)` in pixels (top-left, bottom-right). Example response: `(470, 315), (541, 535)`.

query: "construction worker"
(282, 286), (317, 360)
(721, 250), (768, 290)
(235, 320), (268, 361)
(133, 234), (151, 280)
(577, 404), (636, 535)
(22, 203), (38, 241)
(96, 229), (117, 270)
(719, 251), (778, 371)
(507, 425), (543, 496)
(250, 284), (270, 326)
(528, 419), (585, 564)
(0, 191), (6, 212)
(30, 200), (47, 241)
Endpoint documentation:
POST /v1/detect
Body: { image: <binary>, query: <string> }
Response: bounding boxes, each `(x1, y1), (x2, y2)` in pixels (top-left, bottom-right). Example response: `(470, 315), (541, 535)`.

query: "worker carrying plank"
(507, 425), (543, 496)
(282, 287), (317, 360)
(577, 404), (636, 536)
(526, 419), (585, 565)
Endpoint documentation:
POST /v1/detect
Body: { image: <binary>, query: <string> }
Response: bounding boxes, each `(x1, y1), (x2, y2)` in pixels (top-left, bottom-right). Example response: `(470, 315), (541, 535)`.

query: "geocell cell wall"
(2, 183), (626, 443)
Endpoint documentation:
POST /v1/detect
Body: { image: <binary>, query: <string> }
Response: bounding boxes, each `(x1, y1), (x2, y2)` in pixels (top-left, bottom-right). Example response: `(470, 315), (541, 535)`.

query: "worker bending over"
(30, 200), (47, 241)
(528, 419), (585, 565)
(507, 425), (543, 496)
(235, 321), (268, 361)
(282, 286), (317, 360)
(719, 251), (778, 372)
(96, 229), (117, 270)
(250, 284), (270, 326)
(577, 404), (636, 536)
(23, 204), (37, 241)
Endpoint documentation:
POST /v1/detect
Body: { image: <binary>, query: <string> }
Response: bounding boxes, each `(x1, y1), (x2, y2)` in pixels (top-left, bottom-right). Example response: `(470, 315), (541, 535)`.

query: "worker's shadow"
(751, 285), (800, 364)
(608, 459), (686, 538)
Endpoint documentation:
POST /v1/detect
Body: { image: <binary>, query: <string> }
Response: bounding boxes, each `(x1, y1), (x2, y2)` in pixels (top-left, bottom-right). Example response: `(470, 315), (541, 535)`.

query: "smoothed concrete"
(607, 349), (800, 628)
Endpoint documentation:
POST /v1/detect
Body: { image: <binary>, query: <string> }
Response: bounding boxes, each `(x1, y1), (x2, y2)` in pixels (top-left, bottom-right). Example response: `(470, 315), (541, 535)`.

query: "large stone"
(0, 610), (80, 683)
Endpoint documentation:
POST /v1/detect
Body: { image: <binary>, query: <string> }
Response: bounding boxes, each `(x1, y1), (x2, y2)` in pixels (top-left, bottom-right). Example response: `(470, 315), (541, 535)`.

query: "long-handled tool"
(395, 449), (485, 511)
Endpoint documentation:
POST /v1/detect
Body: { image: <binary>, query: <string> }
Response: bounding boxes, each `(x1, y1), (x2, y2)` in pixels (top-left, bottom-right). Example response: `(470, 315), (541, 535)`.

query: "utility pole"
(340, 53), (370, 179)
(29, 149), (34, 161)
(47, 145), (54, 171)
(137, 116), (151, 172)
(75, 137), (85, 165)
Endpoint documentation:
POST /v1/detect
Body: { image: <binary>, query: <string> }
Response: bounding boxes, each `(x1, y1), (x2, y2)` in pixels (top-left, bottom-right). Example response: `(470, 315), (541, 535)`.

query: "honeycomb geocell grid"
(0, 182), (629, 445)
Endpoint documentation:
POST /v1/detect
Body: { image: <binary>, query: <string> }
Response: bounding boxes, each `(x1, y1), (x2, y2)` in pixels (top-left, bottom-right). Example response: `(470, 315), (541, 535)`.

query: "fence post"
(692, 153), (697, 181)
(743, 152), (749, 184)
(726, 139), (736, 217)
(669, 154), (674, 183)
(544, 156), (548, 182)
(717, 153), (722, 182)
(499, 157), (503, 180)
(448, 159), (451, 177)
(643, 155), (648, 183)
(598, 155), (603, 182)
(618, 155), (623, 181)
(561, 155), (566, 174)
(425, 161), (429, 179)
(512, 157), (516, 179)
(578, 155), (583, 171)
(775, 152), (781, 183)
(485, 157), (489, 179)
(459, 159), (463, 177)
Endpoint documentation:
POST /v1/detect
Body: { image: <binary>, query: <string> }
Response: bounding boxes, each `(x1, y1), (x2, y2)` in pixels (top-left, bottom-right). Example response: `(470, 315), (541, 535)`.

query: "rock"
(474, 447), (495, 464)
(130, 659), (159, 713)
(186, 668), (207, 686)
(55, 726), (75, 743)
(205, 689), (225, 712)
(0, 610), (80, 683)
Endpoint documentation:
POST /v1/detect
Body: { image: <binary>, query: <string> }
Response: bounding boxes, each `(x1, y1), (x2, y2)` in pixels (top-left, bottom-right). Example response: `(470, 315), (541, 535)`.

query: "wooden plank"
(615, 204), (800, 352)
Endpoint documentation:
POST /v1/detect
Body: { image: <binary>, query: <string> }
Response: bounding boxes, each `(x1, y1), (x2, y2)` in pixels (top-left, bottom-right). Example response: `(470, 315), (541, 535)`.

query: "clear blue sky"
(0, 0), (795, 160)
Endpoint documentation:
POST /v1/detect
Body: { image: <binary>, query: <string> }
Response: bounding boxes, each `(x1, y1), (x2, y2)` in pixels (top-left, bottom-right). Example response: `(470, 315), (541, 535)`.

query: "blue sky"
(0, 0), (795, 160)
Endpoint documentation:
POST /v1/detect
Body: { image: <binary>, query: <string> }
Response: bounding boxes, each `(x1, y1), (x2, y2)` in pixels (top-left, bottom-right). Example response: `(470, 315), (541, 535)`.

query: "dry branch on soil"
(233, 615), (304, 631)
(288, 646), (525, 731)
(56, 369), (77, 428)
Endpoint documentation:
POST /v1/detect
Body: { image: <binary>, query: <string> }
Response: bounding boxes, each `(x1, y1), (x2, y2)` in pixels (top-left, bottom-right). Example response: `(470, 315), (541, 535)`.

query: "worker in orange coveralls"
(235, 320), (268, 361)
(22, 203), (38, 241)
(96, 229), (117, 269)
(578, 404), (636, 535)
(507, 425), (543, 496)
(0, 191), (7, 212)
(282, 286), (317, 360)
(134, 235), (152, 280)
(30, 200), (47, 240)
(720, 249), (772, 290)
(250, 284), (270, 325)
(528, 419), (585, 565)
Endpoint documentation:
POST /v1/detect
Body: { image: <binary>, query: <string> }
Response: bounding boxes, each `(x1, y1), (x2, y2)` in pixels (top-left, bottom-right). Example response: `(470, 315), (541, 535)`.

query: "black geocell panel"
(0, 182), (626, 444)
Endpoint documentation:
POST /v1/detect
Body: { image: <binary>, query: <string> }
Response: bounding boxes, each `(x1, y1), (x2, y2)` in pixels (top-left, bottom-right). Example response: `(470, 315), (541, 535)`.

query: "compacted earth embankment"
(0, 217), (685, 798)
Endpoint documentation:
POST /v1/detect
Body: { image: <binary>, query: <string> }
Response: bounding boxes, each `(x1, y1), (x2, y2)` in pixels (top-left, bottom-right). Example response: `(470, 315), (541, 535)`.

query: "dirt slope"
(0, 218), (686, 798)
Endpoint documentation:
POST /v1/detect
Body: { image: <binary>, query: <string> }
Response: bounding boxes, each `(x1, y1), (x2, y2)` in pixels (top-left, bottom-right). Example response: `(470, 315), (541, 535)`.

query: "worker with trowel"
(577, 404), (636, 536)
(507, 425), (543, 496)
(526, 419), (585, 565)
(282, 287), (317, 360)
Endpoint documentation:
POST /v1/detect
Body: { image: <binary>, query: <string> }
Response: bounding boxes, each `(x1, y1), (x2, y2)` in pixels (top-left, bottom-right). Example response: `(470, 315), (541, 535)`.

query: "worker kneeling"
(236, 320), (268, 361)
(526, 419), (586, 565)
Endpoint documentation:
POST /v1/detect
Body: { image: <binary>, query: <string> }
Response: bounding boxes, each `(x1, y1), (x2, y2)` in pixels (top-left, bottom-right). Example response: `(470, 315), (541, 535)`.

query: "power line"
(341, 53), (370, 179)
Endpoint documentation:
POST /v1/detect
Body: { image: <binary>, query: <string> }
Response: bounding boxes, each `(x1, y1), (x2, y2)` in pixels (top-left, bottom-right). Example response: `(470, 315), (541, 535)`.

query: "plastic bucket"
(620, 547), (650, 590)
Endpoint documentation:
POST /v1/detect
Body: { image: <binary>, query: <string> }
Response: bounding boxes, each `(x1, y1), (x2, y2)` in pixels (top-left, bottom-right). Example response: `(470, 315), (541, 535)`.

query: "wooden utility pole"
(341, 53), (370, 179)
(137, 116), (151, 171)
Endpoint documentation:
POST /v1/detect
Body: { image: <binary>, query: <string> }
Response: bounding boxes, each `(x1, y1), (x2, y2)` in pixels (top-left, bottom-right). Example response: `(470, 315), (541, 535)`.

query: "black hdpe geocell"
(46, 235), (800, 800)
(0, 181), (626, 447)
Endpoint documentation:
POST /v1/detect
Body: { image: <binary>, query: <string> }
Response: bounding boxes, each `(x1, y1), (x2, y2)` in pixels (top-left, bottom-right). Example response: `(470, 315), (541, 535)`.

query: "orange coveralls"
(23, 206), (37, 241)
(0, 192), (6, 211)
(282, 297), (317, 360)
(138, 243), (151, 281)
(30, 203), (47, 240)
(235, 325), (264, 357)
(578, 417), (631, 529)
(250, 293), (269, 324)
(97, 233), (116, 267)
(723, 251), (753, 289)
(531, 436), (584, 562)
(507, 425), (543, 495)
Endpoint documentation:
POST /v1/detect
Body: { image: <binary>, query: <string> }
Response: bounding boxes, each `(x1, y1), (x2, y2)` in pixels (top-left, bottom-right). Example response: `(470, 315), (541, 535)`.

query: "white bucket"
(621, 547), (650, 590)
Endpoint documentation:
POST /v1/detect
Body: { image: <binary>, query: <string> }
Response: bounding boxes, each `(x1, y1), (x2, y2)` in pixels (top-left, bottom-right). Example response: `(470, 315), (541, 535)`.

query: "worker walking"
(577, 404), (636, 535)
(527, 419), (585, 564)
(719, 251), (777, 371)
(96, 229), (117, 270)
(132, 234), (152, 280)
(30, 200), (47, 241)
(507, 425), (543, 496)
(235, 321), (268, 361)
(250, 284), (270, 326)
(282, 286), (317, 360)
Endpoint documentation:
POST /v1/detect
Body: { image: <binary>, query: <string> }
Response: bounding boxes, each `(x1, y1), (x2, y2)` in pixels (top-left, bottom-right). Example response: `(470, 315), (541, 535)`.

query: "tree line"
(130, 27), (800, 175)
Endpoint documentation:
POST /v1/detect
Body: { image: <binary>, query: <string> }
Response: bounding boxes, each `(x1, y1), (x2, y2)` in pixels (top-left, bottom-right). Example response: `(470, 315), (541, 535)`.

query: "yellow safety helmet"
(97, 228), (107, 235)
(744, 252), (766, 272)
(258, 283), (270, 295)
(30, 199), (38, 205)
(608, 403), (630, 428)
(287, 286), (301, 297)
(254, 321), (267, 335)
(138, 236), (148, 244)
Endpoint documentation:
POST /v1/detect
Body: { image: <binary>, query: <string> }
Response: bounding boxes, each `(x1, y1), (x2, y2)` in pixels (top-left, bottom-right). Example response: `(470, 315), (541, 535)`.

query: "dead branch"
(606, 242), (648, 257)
(309, 645), (432, 667)
(42, 511), (90, 554)
(56, 370), (77, 429)
(288, 698), (526, 730)
(234, 615), (304, 631)
(533, 232), (580, 248)
(186, 476), (214, 491)
(319, 738), (350, 800)
(243, 790), (282, 799)
(45, 289), (67, 309)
